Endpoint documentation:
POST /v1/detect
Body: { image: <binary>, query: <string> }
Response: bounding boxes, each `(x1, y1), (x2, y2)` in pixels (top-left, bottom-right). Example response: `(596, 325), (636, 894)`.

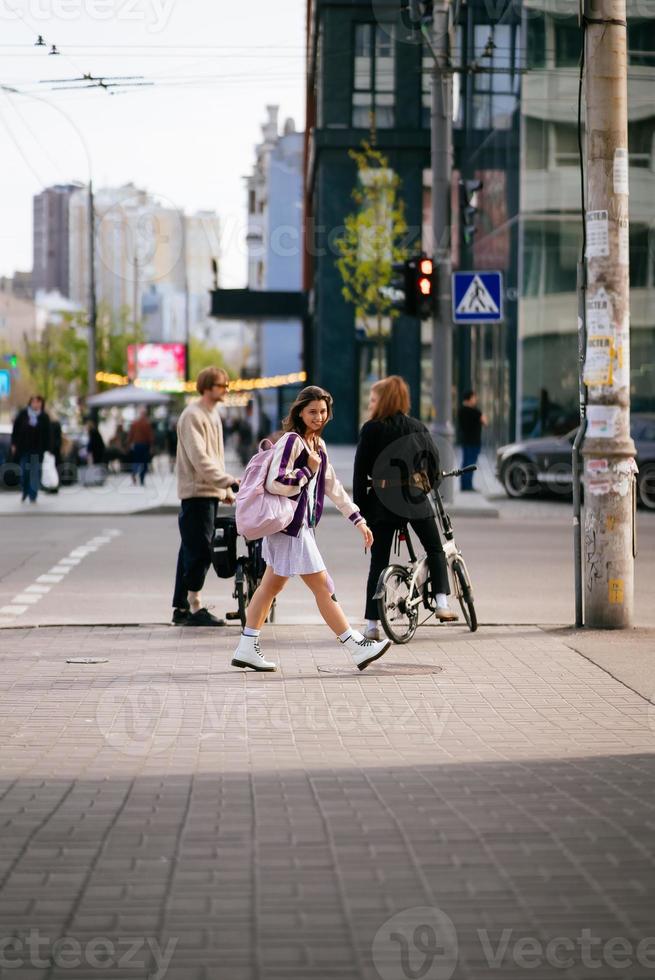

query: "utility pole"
(87, 180), (97, 396)
(430, 0), (456, 500)
(581, 0), (636, 627)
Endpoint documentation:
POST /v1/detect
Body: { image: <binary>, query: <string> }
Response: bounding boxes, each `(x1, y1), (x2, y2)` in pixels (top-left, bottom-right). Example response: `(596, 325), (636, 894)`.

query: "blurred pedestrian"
(128, 407), (154, 486)
(353, 376), (456, 641)
(458, 390), (487, 491)
(236, 401), (256, 466)
(86, 418), (106, 466)
(11, 395), (51, 504)
(172, 366), (240, 627)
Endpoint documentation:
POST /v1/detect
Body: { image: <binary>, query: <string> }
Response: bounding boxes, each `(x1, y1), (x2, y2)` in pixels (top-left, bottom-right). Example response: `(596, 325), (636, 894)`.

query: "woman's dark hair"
(369, 375), (410, 421)
(282, 385), (334, 437)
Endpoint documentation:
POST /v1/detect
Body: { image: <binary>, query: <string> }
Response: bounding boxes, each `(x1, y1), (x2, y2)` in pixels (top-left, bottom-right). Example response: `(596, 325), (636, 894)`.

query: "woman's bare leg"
(245, 567), (288, 630)
(300, 571), (350, 635)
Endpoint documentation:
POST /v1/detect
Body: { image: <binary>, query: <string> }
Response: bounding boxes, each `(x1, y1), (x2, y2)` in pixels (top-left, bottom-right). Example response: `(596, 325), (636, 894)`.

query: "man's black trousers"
(364, 518), (449, 621)
(172, 497), (218, 610)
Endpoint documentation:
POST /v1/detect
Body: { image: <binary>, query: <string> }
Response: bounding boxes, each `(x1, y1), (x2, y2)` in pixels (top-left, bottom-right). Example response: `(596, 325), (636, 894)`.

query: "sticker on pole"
(452, 271), (503, 323)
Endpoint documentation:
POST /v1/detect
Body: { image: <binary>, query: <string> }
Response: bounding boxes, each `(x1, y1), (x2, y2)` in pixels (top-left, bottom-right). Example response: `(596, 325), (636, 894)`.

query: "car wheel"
(501, 457), (538, 499)
(638, 465), (655, 510)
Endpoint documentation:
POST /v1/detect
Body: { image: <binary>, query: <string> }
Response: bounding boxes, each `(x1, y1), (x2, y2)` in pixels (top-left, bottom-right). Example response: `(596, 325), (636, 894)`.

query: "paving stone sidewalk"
(0, 624), (653, 980)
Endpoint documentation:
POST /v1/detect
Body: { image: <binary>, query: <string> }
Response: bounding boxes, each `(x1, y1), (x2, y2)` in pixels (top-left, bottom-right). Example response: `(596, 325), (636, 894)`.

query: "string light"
(95, 370), (307, 393)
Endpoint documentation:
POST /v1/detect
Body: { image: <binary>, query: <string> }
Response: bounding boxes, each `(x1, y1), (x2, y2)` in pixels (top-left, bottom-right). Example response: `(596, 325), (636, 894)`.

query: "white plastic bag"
(41, 451), (60, 491)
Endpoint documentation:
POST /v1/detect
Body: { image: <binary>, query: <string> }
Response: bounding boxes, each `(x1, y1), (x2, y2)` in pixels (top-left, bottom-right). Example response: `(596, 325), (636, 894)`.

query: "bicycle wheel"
(377, 564), (418, 644)
(234, 559), (248, 629)
(452, 558), (477, 632)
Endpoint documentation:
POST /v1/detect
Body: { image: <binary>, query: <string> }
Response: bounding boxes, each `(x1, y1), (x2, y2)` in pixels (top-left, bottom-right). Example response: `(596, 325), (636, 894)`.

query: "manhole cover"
(318, 662), (443, 676)
(66, 658), (109, 665)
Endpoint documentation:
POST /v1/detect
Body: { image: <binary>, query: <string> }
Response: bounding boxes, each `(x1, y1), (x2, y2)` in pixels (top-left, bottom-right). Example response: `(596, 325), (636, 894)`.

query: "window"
(526, 11), (546, 68)
(554, 17), (580, 67)
(628, 20), (655, 65)
(629, 119), (655, 167)
(553, 123), (579, 166)
(524, 118), (547, 169)
(353, 23), (395, 129)
(522, 222), (580, 296)
(471, 24), (520, 130)
(630, 226), (651, 288)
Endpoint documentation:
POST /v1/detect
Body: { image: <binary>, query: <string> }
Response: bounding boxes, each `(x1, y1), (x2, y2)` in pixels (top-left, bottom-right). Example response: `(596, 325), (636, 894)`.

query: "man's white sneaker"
(363, 625), (381, 641)
(231, 634), (277, 672)
(341, 633), (391, 671)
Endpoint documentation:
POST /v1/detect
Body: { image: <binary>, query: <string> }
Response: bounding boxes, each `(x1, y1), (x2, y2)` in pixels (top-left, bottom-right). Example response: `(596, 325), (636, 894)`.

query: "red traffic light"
(418, 276), (432, 296)
(419, 258), (433, 276)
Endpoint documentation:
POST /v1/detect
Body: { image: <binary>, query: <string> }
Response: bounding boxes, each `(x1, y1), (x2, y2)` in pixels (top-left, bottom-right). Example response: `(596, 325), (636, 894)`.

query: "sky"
(0, 0), (306, 288)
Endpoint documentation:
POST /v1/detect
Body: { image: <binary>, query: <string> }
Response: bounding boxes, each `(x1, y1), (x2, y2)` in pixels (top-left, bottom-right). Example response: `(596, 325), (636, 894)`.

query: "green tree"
(22, 320), (87, 405)
(335, 142), (410, 379)
(189, 336), (233, 380)
(96, 303), (146, 379)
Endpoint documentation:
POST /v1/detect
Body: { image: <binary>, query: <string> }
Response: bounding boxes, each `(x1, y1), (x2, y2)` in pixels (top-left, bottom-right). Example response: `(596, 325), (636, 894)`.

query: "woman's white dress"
(261, 466), (326, 577)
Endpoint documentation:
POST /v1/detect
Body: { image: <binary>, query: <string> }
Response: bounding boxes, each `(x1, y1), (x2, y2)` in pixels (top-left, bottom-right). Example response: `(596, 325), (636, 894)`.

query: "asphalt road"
(1, 499), (654, 629)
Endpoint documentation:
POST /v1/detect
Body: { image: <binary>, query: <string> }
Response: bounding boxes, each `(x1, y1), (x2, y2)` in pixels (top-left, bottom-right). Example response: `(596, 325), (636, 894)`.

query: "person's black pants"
(364, 518), (449, 621)
(172, 497), (218, 610)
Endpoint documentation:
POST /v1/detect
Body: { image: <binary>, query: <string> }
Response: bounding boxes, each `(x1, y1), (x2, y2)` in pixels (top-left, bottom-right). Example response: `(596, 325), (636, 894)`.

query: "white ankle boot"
(341, 632), (391, 671)
(232, 634), (277, 672)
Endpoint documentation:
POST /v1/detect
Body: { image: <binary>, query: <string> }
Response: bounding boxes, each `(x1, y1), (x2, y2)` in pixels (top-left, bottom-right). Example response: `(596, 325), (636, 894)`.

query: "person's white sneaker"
(363, 625), (381, 641)
(231, 633), (277, 672)
(341, 633), (391, 671)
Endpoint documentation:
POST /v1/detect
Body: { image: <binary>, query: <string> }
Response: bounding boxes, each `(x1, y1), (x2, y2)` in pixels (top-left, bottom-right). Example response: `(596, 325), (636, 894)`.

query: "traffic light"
(416, 256), (434, 317)
(459, 179), (483, 245)
(4, 354), (18, 369)
(387, 256), (434, 319)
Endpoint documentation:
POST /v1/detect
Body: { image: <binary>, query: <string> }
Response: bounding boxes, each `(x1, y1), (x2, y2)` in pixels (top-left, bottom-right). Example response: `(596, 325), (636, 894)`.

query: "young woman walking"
(232, 385), (391, 672)
(353, 375), (457, 641)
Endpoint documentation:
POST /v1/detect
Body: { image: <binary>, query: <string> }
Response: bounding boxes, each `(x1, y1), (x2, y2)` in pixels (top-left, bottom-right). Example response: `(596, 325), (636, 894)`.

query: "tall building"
(305, 0), (655, 444)
(305, 0), (428, 442)
(245, 106), (305, 424)
(518, 0), (655, 434)
(32, 184), (80, 296)
(68, 184), (220, 342)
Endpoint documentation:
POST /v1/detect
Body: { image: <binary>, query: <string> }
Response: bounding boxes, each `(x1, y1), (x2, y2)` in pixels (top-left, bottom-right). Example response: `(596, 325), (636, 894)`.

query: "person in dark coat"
(86, 419), (106, 465)
(457, 390), (487, 491)
(353, 375), (457, 640)
(11, 395), (51, 503)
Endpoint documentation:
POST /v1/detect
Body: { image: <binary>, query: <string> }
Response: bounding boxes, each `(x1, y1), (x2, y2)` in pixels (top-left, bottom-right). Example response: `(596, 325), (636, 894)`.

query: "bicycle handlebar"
(441, 465), (477, 479)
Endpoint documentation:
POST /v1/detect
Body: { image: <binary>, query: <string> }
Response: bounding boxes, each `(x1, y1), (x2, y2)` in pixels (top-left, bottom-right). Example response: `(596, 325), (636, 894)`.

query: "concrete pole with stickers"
(581, 0), (637, 628)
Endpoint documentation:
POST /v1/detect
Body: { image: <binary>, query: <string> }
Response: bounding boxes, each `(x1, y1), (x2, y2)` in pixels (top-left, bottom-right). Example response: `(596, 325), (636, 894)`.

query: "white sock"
(338, 629), (352, 642)
(243, 627), (260, 638)
(436, 593), (449, 610)
(189, 591), (202, 613)
(367, 620), (379, 631)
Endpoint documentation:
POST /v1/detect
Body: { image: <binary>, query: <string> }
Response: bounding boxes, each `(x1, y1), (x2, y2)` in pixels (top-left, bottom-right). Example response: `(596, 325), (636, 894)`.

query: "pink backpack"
(235, 439), (296, 541)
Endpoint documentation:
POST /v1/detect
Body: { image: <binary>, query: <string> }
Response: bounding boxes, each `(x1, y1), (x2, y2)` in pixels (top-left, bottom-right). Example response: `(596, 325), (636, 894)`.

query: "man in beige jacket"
(172, 366), (239, 626)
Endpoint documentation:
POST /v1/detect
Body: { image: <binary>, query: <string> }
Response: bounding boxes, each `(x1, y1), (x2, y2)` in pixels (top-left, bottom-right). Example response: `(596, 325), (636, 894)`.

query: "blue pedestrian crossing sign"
(452, 271), (504, 323)
(0, 370), (10, 398)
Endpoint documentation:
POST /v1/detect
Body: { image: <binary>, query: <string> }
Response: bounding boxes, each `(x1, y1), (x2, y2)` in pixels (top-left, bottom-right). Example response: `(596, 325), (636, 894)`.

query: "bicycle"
(375, 466), (478, 643)
(227, 536), (277, 629)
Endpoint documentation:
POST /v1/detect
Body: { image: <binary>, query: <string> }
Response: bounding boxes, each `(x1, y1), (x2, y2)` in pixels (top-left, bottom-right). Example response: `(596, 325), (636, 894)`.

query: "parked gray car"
(496, 413), (655, 509)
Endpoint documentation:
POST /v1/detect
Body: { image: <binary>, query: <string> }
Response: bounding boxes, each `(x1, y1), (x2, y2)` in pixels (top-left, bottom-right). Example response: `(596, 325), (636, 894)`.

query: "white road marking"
(0, 529), (122, 628)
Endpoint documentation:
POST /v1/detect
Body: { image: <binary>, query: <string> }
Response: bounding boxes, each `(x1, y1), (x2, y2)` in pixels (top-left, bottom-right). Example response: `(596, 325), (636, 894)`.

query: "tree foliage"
(335, 142), (410, 338)
(189, 336), (233, 380)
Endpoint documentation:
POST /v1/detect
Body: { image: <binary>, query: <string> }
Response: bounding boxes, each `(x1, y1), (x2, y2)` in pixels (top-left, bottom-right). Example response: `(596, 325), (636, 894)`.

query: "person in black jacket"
(353, 375), (457, 640)
(11, 395), (51, 503)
